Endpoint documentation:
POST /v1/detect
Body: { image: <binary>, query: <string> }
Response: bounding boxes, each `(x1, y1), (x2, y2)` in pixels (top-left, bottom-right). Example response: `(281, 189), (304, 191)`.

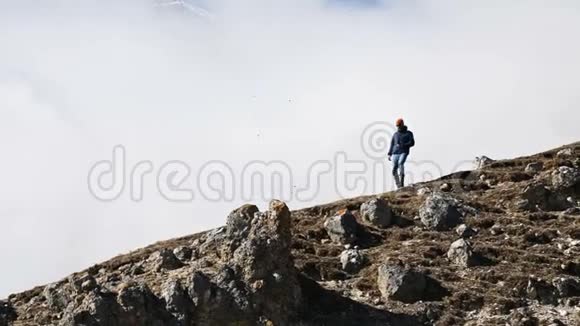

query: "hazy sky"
(0, 0), (579, 297)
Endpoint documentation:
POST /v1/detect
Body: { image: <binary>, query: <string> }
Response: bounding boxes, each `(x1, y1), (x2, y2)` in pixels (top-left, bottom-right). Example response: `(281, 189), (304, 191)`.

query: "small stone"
(525, 162), (544, 174)
(557, 148), (573, 157)
(360, 198), (394, 228)
(558, 310), (568, 317)
(324, 210), (359, 244)
(552, 276), (580, 298)
(475, 156), (494, 169)
(272, 273), (283, 283)
(417, 187), (431, 196)
(439, 183), (452, 192)
(490, 224), (504, 235)
(340, 249), (365, 273)
(526, 277), (557, 304)
(377, 260), (427, 303)
(147, 248), (184, 272)
(447, 239), (477, 268)
(456, 224), (477, 238)
(81, 278), (97, 292)
(419, 193), (464, 231)
(173, 246), (193, 261)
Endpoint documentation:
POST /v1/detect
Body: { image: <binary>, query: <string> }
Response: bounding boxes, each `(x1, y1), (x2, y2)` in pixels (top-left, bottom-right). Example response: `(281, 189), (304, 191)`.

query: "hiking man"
(388, 118), (415, 188)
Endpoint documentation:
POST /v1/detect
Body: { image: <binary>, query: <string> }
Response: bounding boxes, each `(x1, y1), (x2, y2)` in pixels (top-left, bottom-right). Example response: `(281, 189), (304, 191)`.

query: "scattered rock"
(161, 278), (192, 324)
(520, 183), (571, 211)
(340, 249), (365, 273)
(7, 144), (580, 326)
(419, 193), (464, 230)
(117, 281), (157, 311)
(59, 290), (120, 326)
(447, 239), (477, 268)
(128, 262), (145, 276)
(324, 210), (359, 244)
(557, 148), (573, 157)
(360, 198), (393, 228)
(147, 248), (184, 272)
(186, 271), (213, 307)
(69, 274), (98, 294)
(475, 156), (494, 169)
(456, 224), (477, 238)
(43, 282), (71, 311)
(552, 276), (580, 298)
(490, 224), (504, 235)
(508, 308), (539, 326)
(417, 187), (431, 196)
(527, 277), (557, 304)
(552, 166), (580, 190)
(525, 162), (544, 174)
(226, 204), (259, 239)
(173, 246), (193, 261)
(439, 183), (452, 192)
(377, 260), (427, 303)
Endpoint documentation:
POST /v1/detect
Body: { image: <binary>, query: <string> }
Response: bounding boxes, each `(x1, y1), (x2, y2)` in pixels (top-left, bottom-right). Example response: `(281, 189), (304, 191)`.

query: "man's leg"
(392, 154), (401, 188)
(398, 153), (408, 187)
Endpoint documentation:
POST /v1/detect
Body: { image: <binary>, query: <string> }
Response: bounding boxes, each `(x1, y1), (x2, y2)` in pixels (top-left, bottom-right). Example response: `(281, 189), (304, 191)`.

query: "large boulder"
(59, 290), (121, 326)
(526, 276), (580, 305)
(43, 282), (72, 311)
(360, 198), (393, 228)
(552, 166), (580, 190)
(324, 210), (359, 244)
(160, 279), (192, 324)
(377, 260), (427, 303)
(419, 194), (464, 231)
(225, 204), (259, 240)
(447, 239), (477, 268)
(228, 200), (302, 325)
(220, 204), (260, 259)
(116, 282), (167, 324)
(340, 249), (365, 273)
(147, 249), (184, 272)
(520, 183), (572, 211)
(184, 271), (249, 325)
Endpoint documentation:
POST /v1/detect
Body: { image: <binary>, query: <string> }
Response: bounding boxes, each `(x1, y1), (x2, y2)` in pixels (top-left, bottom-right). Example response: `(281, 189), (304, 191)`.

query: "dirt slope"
(2, 142), (579, 326)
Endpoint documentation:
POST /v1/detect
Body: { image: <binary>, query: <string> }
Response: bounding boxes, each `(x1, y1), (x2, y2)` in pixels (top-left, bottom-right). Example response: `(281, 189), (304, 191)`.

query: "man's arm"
(404, 132), (415, 148)
(388, 135), (395, 156)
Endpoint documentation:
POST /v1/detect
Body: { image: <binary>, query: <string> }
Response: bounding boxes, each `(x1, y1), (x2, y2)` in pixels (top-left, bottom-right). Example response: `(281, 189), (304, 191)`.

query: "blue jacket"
(388, 126), (415, 155)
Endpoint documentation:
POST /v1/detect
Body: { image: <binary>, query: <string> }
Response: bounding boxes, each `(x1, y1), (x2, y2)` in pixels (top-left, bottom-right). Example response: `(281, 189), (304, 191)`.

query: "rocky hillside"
(2, 143), (580, 326)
